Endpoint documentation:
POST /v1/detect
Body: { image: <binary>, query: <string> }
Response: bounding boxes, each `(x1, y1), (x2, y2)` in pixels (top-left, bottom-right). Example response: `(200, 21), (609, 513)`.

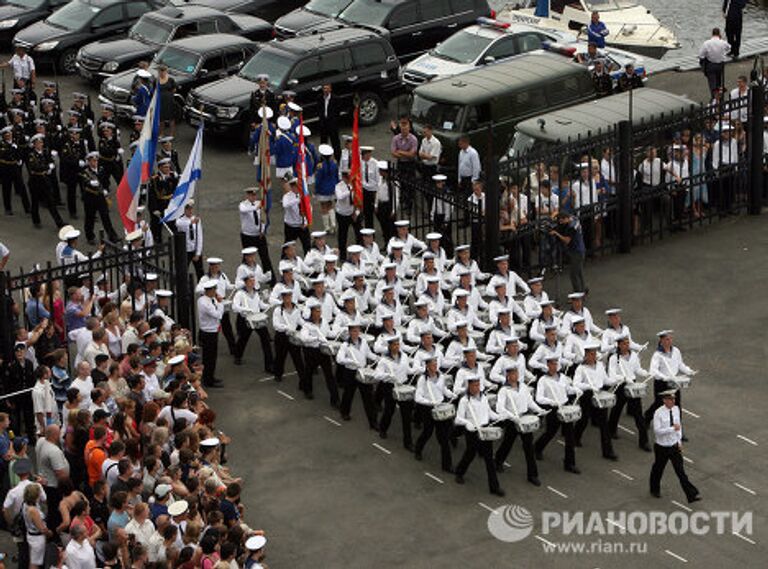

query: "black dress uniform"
(98, 127), (124, 189)
(26, 140), (64, 228)
(0, 129), (30, 215)
(147, 170), (178, 242)
(157, 146), (181, 174)
(249, 87), (277, 124)
(59, 130), (88, 218)
(80, 154), (119, 243)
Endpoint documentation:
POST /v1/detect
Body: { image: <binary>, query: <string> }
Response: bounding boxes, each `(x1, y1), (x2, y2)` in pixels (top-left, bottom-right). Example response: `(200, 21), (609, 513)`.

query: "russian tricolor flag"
(117, 88), (161, 233)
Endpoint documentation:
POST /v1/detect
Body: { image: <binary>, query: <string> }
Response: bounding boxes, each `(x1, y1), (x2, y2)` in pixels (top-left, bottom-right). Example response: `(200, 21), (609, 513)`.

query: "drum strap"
(426, 377), (438, 405)
(507, 388), (520, 418)
(466, 395), (482, 431)
(546, 380), (561, 407)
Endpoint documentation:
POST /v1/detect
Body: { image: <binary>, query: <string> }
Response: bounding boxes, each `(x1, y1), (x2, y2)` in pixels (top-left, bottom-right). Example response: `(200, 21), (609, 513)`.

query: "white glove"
(16, 160), (22, 166)
(11, 143), (17, 149)
(102, 190), (109, 197)
(51, 150), (58, 157)
(87, 119), (93, 127)
(78, 160), (85, 168)
(89, 180), (99, 187)
(56, 125), (62, 132)
(48, 163), (55, 172)
(117, 148), (124, 156)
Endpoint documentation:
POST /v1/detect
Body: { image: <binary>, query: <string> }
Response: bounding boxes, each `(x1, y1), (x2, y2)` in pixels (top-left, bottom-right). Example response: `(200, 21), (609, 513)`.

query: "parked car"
(401, 18), (575, 88)
(170, 0), (305, 21)
(99, 33), (257, 117)
(273, 0), (353, 39)
(276, 0), (492, 62)
(0, 0), (67, 46)
(13, 0), (162, 74)
(185, 27), (401, 143)
(76, 5), (271, 81)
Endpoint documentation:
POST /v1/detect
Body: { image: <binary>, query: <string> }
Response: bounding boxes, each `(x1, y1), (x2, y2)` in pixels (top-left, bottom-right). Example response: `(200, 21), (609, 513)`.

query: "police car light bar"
(477, 17), (510, 30)
(541, 41), (577, 57)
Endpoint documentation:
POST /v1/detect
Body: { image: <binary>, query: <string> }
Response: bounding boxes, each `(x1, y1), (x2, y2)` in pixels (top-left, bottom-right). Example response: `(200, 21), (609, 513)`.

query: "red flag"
(257, 102), (271, 205)
(296, 116), (313, 226)
(349, 104), (363, 209)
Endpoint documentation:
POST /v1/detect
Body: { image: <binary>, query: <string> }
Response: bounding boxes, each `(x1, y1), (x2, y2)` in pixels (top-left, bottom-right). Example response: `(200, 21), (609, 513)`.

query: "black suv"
(273, 0), (352, 38)
(170, 0), (307, 21)
(275, 0), (492, 62)
(0, 0), (68, 46)
(13, 0), (162, 74)
(99, 34), (257, 117)
(185, 27), (401, 141)
(76, 5), (271, 81)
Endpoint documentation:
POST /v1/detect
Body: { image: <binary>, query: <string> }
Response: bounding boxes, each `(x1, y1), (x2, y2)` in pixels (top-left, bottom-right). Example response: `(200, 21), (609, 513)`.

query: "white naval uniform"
(387, 233), (426, 256)
(561, 308), (602, 338)
(535, 373), (582, 407)
(455, 393), (498, 431)
(496, 384), (544, 420)
(175, 215), (203, 257)
(415, 373), (452, 406)
(453, 364), (487, 398)
(649, 347), (693, 380)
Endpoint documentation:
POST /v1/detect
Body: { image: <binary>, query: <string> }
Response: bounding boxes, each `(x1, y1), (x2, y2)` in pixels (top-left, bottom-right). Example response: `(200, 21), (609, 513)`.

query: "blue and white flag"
(162, 123), (203, 222)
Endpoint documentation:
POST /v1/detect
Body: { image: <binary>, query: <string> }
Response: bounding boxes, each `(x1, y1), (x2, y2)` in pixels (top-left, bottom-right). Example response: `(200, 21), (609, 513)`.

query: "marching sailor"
(337, 321), (378, 427)
(232, 273), (274, 373)
(607, 333), (651, 451)
(374, 336), (415, 449)
(644, 330), (697, 430)
(298, 298), (338, 405)
(414, 356), (454, 472)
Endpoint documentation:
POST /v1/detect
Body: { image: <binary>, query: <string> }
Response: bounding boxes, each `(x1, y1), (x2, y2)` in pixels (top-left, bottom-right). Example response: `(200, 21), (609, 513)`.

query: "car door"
(418, 0), (455, 51)
(223, 47), (249, 75)
(480, 36), (518, 65)
(315, 48), (354, 112)
(199, 53), (228, 81)
(350, 40), (396, 90)
(386, 1), (423, 62)
(514, 32), (545, 55)
(89, 3), (131, 39)
(286, 55), (324, 112)
(124, 1), (153, 26)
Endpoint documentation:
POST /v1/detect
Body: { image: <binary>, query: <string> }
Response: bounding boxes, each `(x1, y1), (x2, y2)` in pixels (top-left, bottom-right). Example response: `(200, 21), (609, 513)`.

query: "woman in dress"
(157, 64), (177, 137)
(688, 133), (709, 219)
(23, 483), (52, 569)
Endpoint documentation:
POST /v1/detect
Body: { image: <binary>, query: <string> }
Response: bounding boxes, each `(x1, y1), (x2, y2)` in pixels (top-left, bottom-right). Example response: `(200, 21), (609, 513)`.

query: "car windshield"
(7, 0), (45, 9)
(154, 45), (200, 74)
(239, 47), (292, 86)
(508, 131), (536, 158)
(585, 0), (637, 10)
(304, 0), (350, 17)
(338, 0), (390, 26)
(130, 17), (173, 44)
(410, 95), (463, 132)
(46, 0), (99, 31)
(432, 31), (495, 64)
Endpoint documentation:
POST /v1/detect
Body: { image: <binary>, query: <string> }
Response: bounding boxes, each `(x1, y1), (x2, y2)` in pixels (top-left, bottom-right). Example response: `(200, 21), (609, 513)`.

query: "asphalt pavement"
(0, 53), (766, 567)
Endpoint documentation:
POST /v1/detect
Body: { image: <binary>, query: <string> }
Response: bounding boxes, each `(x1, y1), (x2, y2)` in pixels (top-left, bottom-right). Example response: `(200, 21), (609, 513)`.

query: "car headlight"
(35, 41), (59, 51)
(0, 19), (19, 29)
(103, 61), (119, 72)
(216, 106), (239, 119)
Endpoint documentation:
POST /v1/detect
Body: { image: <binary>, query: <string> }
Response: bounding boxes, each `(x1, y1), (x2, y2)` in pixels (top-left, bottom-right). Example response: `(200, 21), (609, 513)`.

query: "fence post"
(172, 232), (191, 330)
(0, 272), (11, 358)
(617, 120), (633, 254)
(484, 123), (500, 271)
(748, 82), (764, 215)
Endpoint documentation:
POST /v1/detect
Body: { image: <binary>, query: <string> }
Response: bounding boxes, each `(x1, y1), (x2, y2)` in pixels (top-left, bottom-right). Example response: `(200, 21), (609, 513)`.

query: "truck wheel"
(358, 92), (382, 126)
(58, 49), (78, 75)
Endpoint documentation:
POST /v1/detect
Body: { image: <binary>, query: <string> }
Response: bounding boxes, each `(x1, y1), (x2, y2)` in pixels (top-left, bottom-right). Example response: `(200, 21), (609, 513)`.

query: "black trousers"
(335, 212), (360, 261)
(1, 163), (29, 214)
(376, 200), (394, 245)
(29, 175), (64, 227)
(83, 191), (118, 242)
(363, 190), (376, 229)
(470, 221), (483, 261)
(320, 127), (341, 160)
(49, 170), (61, 205)
(199, 330), (219, 385)
(495, 421), (538, 479)
(535, 409), (576, 468)
(99, 160), (123, 190)
(64, 179), (79, 217)
(187, 252), (204, 280)
(241, 233), (275, 285)
(414, 404), (453, 471)
(432, 214), (454, 257)
(284, 224), (311, 254)
(273, 331), (305, 381)
(608, 388), (649, 447)
(338, 365), (378, 428)
(644, 379), (682, 425)
(725, 14), (743, 58)
(221, 312), (237, 354)
(43, 486), (62, 531)
(235, 314), (274, 372)
(377, 382), (413, 447)
(11, 395), (35, 440)
(575, 393), (614, 457)
(704, 61), (724, 96)
(565, 249), (586, 293)
(303, 346), (338, 404)
(650, 443), (699, 500)
(455, 431), (501, 493)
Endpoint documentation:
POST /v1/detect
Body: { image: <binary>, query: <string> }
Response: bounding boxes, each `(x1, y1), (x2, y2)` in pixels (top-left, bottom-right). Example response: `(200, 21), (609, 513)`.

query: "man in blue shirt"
(550, 212), (587, 293)
(25, 283), (50, 328)
(587, 11), (610, 49)
(64, 287), (93, 332)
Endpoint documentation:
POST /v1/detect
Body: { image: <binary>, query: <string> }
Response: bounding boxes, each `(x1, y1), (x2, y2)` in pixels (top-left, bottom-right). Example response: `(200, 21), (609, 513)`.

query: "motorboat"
(496, 0), (680, 59)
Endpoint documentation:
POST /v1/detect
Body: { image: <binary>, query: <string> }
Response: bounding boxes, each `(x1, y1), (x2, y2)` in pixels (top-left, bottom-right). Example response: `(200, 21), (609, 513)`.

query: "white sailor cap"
(490, 276), (507, 289)
(136, 69), (152, 79)
(543, 323), (558, 331)
(584, 340), (601, 351)
(343, 134), (353, 142)
(615, 332), (630, 342)
(306, 297), (322, 310)
(206, 257), (223, 265)
(504, 363), (520, 373)
(86, 151), (99, 160)
(310, 276), (325, 285)
(159, 136), (174, 144)
(656, 329), (674, 337)
(279, 287), (294, 296)
(570, 315), (585, 325)
(390, 240), (405, 249)
(382, 262), (397, 270)
(296, 125), (310, 137)
(425, 276), (440, 284)
(462, 346), (477, 353)
(245, 536), (267, 551)
(30, 133), (45, 143)
(577, 162), (592, 169)
(496, 307), (511, 316)
(455, 244), (470, 253)
(168, 354), (185, 366)
(605, 308), (622, 315)
(318, 144), (334, 156)
(287, 101), (302, 112)
(505, 335), (520, 344)
(414, 299), (429, 308)
(156, 289), (172, 298)
(58, 225), (75, 241)
(323, 254), (338, 263)
(360, 228), (375, 236)
(377, 160), (388, 170)
(423, 252), (435, 260)
(281, 240), (295, 248)
(394, 220), (409, 228)
(528, 277), (543, 285)
(540, 299), (555, 307)
(425, 232), (442, 240)
(386, 334), (400, 343)
(278, 260), (294, 272)
(126, 229), (143, 242)
(718, 122), (733, 132)
(145, 273), (158, 281)
(347, 244), (363, 254)
(660, 389), (678, 397)
(381, 284), (394, 292)
(567, 292), (585, 300)
(277, 116), (291, 131)
(64, 229), (81, 240)
(454, 319), (468, 328)
(432, 174), (447, 182)
(360, 145), (374, 153)
(154, 484), (172, 498)
(311, 231), (327, 239)
(244, 186), (259, 194)
(340, 289), (357, 302)
(201, 437), (221, 448)
(454, 289), (469, 298)
(0, 126), (12, 135)
(203, 279), (219, 290)
(256, 73), (269, 81)
(241, 247), (258, 255)
(545, 353), (560, 361)
(347, 319), (364, 328)
(493, 254), (509, 262)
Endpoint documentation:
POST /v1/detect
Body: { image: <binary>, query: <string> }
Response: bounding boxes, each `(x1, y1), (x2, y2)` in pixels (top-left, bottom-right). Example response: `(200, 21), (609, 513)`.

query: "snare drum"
(356, 368), (377, 385)
(486, 391), (498, 408)
(393, 384), (416, 402)
(431, 403), (456, 421)
(592, 391), (616, 409)
(557, 404), (582, 423)
(247, 313), (268, 330)
(513, 415), (541, 434)
(478, 426), (503, 442)
(624, 382), (647, 398)
(672, 376), (691, 389)
(287, 330), (300, 346)
(319, 343), (334, 356)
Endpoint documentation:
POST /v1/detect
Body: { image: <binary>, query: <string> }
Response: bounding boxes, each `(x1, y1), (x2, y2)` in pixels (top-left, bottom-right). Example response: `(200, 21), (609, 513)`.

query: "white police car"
(401, 17), (575, 89)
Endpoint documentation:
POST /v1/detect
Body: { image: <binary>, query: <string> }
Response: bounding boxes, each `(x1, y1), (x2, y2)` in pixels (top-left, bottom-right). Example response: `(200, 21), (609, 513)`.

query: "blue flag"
(162, 123), (203, 222)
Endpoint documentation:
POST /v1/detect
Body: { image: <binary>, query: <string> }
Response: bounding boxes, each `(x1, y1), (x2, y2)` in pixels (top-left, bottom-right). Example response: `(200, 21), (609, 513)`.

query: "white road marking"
(606, 519), (626, 531)
(478, 502), (496, 514)
(504, 461), (512, 467)
(618, 424), (636, 435)
(372, 442), (392, 455)
(664, 549), (688, 563)
(733, 532), (756, 545)
(258, 377), (274, 383)
(611, 469), (635, 481)
(683, 456), (694, 464)
(736, 434), (758, 446)
(733, 482), (756, 496)
(682, 408), (700, 419)
(323, 415), (342, 427)
(534, 534), (556, 548)
(424, 472), (444, 484)
(671, 500), (693, 513)
(556, 439), (565, 446)
(276, 390), (295, 401)
(547, 486), (568, 499)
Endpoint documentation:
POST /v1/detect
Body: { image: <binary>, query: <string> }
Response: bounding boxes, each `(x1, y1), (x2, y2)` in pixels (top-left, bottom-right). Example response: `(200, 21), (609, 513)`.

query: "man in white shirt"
(238, 187), (274, 281)
(65, 524), (97, 569)
(197, 280), (225, 388)
(334, 170), (360, 260)
(649, 391), (700, 503)
(360, 146), (379, 230)
(698, 27), (730, 95)
(457, 136), (481, 194)
(418, 124), (441, 181)
(711, 124), (740, 214)
(1, 46), (36, 87)
(32, 366), (58, 436)
(71, 362), (94, 411)
(282, 177), (310, 253)
(175, 201), (204, 279)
